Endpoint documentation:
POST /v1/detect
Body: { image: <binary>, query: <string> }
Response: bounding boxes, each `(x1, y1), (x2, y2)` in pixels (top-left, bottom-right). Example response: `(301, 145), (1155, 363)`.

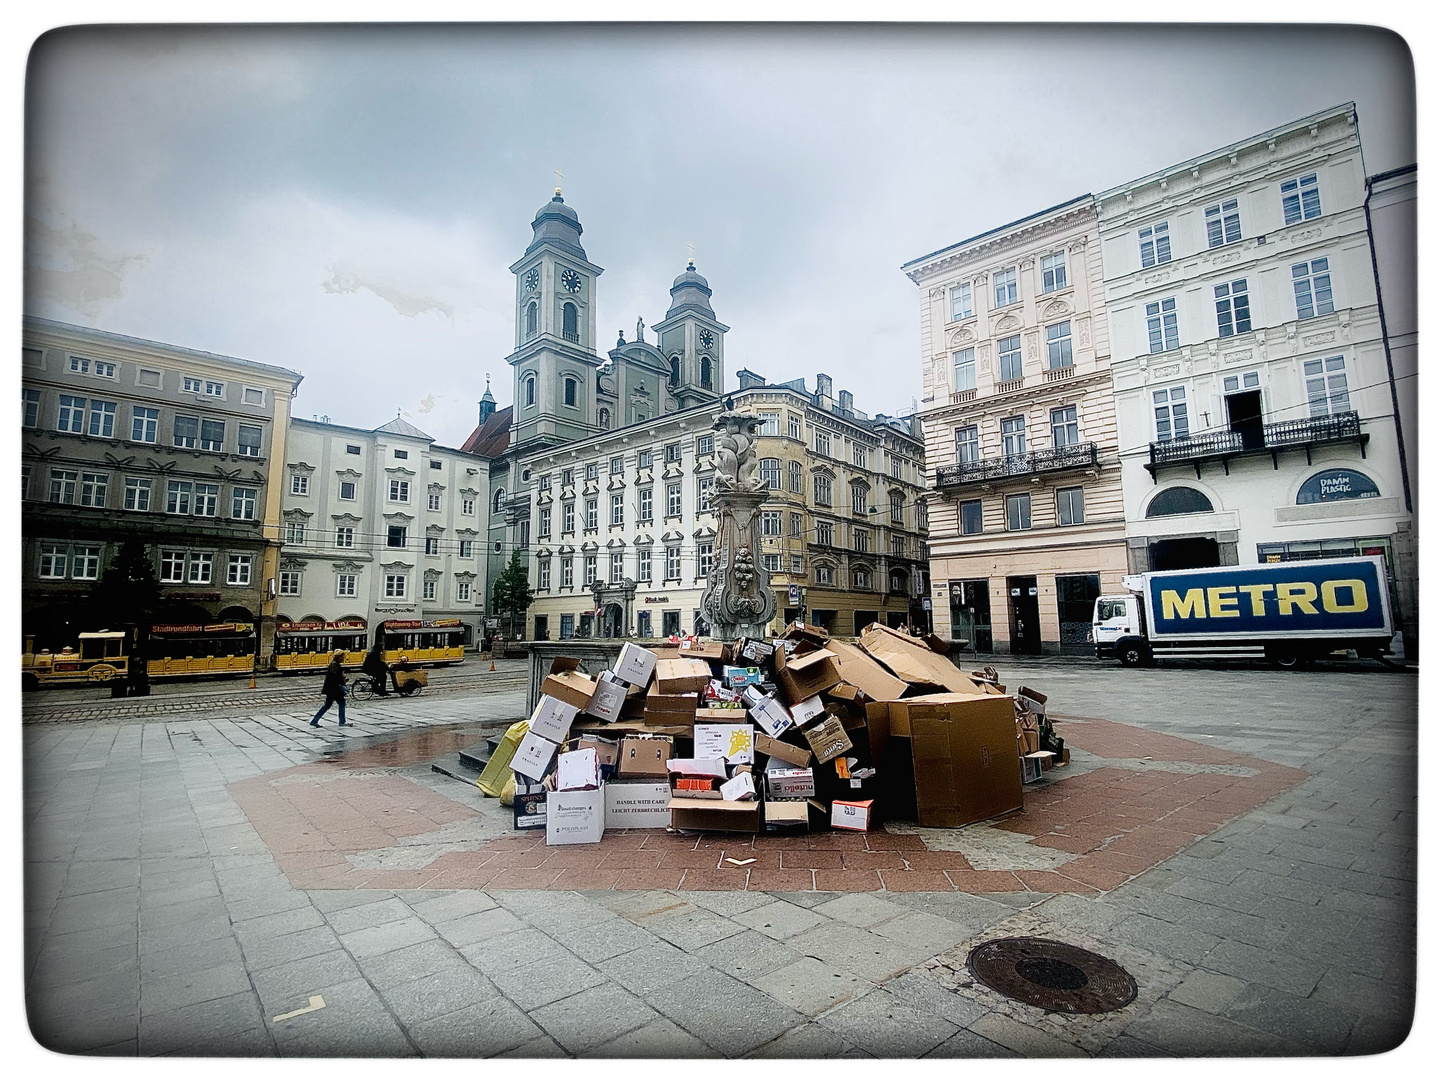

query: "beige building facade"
(903, 196), (1126, 655)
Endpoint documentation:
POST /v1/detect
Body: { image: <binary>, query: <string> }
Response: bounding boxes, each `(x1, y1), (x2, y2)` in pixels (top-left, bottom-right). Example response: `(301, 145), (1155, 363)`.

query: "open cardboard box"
(774, 646), (843, 704)
(825, 639), (910, 704)
(541, 657), (602, 711)
(654, 658), (714, 694)
(668, 796), (760, 833)
(858, 624), (991, 695)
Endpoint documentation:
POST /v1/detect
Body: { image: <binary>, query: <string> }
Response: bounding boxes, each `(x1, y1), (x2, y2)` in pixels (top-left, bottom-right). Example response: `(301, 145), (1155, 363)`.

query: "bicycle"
(348, 675), (384, 701)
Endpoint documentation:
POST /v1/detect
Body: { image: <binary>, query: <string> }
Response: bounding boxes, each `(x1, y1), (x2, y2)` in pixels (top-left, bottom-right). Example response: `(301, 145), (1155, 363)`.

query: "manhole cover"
(966, 937), (1136, 1014)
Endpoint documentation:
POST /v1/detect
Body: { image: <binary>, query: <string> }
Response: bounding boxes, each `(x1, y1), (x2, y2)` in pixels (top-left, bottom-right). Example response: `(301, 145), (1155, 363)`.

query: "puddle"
(318, 721), (513, 769)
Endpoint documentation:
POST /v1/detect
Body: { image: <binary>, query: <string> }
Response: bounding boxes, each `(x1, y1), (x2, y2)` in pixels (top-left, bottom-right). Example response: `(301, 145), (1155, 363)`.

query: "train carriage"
(377, 618), (465, 665)
(147, 622), (257, 679)
(22, 631), (129, 690)
(274, 621), (369, 672)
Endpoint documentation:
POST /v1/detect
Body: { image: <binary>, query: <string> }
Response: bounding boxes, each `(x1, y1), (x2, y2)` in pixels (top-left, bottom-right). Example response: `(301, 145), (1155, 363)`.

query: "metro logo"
(1158, 579), (1369, 619)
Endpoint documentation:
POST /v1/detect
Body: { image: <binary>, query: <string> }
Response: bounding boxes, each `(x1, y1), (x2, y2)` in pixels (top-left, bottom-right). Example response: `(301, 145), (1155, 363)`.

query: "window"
(337, 573), (357, 597)
(790, 512), (804, 538)
(72, 546), (100, 580)
(993, 267), (1018, 307)
(665, 546), (681, 580)
(851, 482), (869, 515)
(563, 378), (577, 407)
(700, 356), (713, 389)
(786, 416), (801, 440)
(165, 480), (192, 514)
(539, 506), (552, 537)
(814, 431), (831, 457)
(852, 567), (870, 589)
(389, 479), (410, 502)
(23, 389), (40, 427)
(424, 536), (440, 555)
(666, 483), (682, 517)
(526, 303), (538, 339)
(1139, 222), (1171, 267)
(278, 571), (302, 596)
(816, 520), (833, 546)
(226, 555), (252, 586)
(1205, 199), (1242, 247)
(243, 387), (264, 407)
(458, 539), (474, 559)
(38, 544), (68, 579)
(563, 502), (575, 532)
(816, 564), (835, 586)
(1292, 258), (1335, 320)
(950, 282), (973, 321)
(48, 469), (78, 504)
(562, 302), (578, 340)
(1006, 493), (1032, 531)
(637, 549), (651, 582)
(339, 481), (356, 501)
(539, 559), (552, 590)
(584, 554), (597, 585)
(955, 425), (980, 464)
(665, 442), (682, 464)
(232, 487), (256, 520)
(160, 550), (185, 583)
(422, 577), (437, 601)
(80, 472), (108, 507)
(204, 381), (224, 398)
(462, 496), (476, 515)
(892, 535), (905, 558)
(188, 553), (213, 584)
(1305, 356), (1351, 417)
(428, 492), (441, 511)
(290, 473), (309, 496)
(586, 463), (600, 481)
(1281, 173), (1321, 225)
(788, 461), (803, 493)
(561, 468), (574, 487)
(431, 460), (442, 471)
(961, 499), (983, 535)
(384, 574), (407, 598)
(87, 400), (117, 438)
(387, 526), (407, 548)
(697, 476), (714, 514)
(131, 407), (158, 443)
(953, 348), (976, 392)
(173, 415), (199, 448)
(183, 376), (202, 393)
(1041, 252), (1067, 293)
(609, 552), (624, 583)
(335, 526), (355, 547)
(1001, 416), (1026, 458)
(57, 395), (86, 434)
(1046, 322), (1073, 369)
(762, 510), (782, 536)
(1153, 386), (1189, 442)
(585, 497), (598, 529)
(813, 473), (832, 506)
(285, 521), (306, 545)
(562, 558), (574, 588)
(1051, 406), (1079, 448)
(635, 451), (653, 471)
(1146, 298), (1179, 353)
(1057, 486), (1085, 526)
(457, 581), (472, 602)
(639, 489), (653, 522)
(1146, 486), (1214, 517)
(890, 491), (905, 524)
(124, 477), (151, 511)
(69, 356), (90, 375)
(760, 458), (781, 489)
(610, 493), (624, 526)
(199, 418), (224, 452)
(669, 356), (681, 386)
(756, 413), (781, 438)
(998, 335), (1023, 382)
(764, 554), (782, 573)
(609, 456), (624, 476)
(791, 554), (804, 573)
(851, 443), (866, 468)
(393, 449), (408, 460)
(1214, 279), (1252, 337)
(524, 375), (536, 407)
(345, 443), (361, 455)
(237, 424), (262, 457)
(853, 528), (871, 553)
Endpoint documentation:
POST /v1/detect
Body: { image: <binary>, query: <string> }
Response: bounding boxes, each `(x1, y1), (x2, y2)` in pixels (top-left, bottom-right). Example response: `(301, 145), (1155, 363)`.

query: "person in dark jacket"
(311, 650), (348, 727)
(362, 641), (390, 696)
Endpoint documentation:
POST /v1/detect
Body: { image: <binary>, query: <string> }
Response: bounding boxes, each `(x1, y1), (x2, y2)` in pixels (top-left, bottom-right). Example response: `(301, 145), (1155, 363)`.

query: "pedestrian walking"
(310, 649), (348, 727)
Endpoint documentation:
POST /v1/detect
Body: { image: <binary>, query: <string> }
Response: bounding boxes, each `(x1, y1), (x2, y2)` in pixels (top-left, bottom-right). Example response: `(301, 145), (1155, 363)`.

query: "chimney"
(838, 389), (853, 415)
(815, 373), (833, 403)
(736, 368), (766, 391)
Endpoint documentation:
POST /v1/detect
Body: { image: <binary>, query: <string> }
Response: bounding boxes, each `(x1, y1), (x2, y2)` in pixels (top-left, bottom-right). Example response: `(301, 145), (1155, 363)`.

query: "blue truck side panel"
(1143, 557), (1392, 643)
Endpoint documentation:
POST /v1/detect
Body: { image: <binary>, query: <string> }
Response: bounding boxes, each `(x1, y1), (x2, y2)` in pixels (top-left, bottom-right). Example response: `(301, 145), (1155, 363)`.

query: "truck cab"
(1092, 591), (1150, 665)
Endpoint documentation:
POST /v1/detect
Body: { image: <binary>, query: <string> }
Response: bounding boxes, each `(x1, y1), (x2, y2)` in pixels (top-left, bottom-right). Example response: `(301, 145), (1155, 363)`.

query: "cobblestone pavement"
(23, 662), (1416, 1058)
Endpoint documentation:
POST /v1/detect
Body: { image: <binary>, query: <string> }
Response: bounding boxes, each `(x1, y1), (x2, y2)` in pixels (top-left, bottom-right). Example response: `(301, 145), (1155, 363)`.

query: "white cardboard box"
(831, 799), (874, 831)
(789, 695), (825, 727)
(512, 730), (560, 782)
(604, 781), (672, 830)
(764, 761), (816, 799)
(546, 787), (604, 845)
(583, 673), (628, 723)
(743, 688), (793, 738)
(719, 772), (757, 801)
(613, 643), (658, 687)
(694, 723), (755, 765)
(555, 747), (600, 791)
(528, 694), (580, 743)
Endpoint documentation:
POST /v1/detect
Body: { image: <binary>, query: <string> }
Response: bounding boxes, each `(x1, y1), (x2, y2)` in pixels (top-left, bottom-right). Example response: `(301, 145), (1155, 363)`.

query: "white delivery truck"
(1093, 555), (1395, 668)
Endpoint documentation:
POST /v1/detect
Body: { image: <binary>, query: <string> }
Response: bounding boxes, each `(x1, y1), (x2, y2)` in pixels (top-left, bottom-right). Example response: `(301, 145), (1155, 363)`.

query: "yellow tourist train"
(146, 622), (257, 678)
(22, 631), (129, 690)
(376, 618), (466, 665)
(273, 620), (369, 672)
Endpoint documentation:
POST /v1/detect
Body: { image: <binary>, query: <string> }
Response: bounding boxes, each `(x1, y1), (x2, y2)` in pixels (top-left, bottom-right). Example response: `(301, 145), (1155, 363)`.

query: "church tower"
(652, 259), (729, 410)
(506, 189), (605, 449)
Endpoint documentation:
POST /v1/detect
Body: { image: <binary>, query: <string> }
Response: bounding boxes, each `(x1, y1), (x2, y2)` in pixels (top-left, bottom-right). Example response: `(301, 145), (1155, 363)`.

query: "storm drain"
(966, 937), (1137, 1014)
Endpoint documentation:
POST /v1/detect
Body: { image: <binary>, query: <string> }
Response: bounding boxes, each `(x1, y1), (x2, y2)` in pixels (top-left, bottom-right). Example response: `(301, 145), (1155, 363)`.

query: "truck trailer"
(1093, 555), (1394, 668)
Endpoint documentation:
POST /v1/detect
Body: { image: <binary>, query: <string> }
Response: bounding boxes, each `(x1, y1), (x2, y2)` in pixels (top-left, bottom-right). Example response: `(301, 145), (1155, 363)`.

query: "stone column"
(700, 411), (777, 640)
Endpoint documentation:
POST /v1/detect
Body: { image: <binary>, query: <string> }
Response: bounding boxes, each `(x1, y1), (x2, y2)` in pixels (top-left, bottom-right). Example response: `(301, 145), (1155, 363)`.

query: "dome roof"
(670, 264), (711, 292)
(525, 191), (587, 259)
(534, 192), (579, 225)
(666, 259), (715, 318)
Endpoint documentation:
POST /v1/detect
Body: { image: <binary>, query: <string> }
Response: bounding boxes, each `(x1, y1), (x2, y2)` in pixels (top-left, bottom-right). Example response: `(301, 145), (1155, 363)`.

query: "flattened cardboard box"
(782, 622), (831, 648)
(654, 658), (713, 694)
(824, 639), (910, 704)
(890, 693), (1023, 828)
(756, 732), (812, 768)
(858, 624), (985, 694)
(668, 796), (760, 833)
(540, 657), (601, 711)
(773, 646), (843, 704)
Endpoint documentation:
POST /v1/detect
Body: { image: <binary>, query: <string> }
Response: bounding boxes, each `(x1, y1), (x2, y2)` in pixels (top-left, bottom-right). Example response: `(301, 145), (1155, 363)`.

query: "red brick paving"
(226, 711), (1308, 895)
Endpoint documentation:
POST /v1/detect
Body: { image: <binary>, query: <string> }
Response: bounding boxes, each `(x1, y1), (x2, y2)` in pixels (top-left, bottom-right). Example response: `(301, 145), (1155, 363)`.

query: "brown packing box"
(825, 640), (910, 704)
(575, 735), (620, 775)
(782, 622), (830, 648)
(755, 732), (812, 768)
(647, 645), (683, 661)
(679, 640), (733, 663)
(859, 624), (986, 694)
(668, 797), (760, 833)
(654, 658), (713, 694)
(1017, 712), (1041, 756)
(773, 646), (843, 705)
(618, 736), (672, 777)
(801, 713), (853, 764)
(540, 658), (602, 711)
(644, 683), (697, 726)
(695, 706), (748, 722)
(885, 693), (1023, 828)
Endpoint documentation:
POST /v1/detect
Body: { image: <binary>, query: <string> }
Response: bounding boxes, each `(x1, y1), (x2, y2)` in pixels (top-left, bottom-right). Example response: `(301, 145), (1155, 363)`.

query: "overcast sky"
(24, 23), (1414, 449)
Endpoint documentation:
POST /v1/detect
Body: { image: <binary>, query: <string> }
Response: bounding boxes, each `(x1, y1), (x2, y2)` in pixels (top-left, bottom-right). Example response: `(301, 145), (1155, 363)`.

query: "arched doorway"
(602, 603), (624, 638)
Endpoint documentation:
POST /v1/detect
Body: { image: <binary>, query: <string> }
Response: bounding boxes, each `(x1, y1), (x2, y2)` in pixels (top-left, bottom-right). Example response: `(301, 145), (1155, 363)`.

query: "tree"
(490, 549), (534, 641)
(89, 539), (161, 696)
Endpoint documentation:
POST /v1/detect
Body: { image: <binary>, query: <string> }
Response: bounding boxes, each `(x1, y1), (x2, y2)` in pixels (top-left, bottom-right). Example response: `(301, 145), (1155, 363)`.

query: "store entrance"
(1007, 576), (1041, 655)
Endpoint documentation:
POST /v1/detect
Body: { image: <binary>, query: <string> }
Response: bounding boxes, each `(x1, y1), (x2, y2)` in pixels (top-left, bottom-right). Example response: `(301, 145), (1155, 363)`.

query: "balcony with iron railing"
(1145, 410), (1367, 479)
(934, 441), (1098, 489)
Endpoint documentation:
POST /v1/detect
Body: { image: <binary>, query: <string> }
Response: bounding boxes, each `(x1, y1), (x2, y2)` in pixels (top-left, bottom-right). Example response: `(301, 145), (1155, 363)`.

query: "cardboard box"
(618, 735), (673, 777)
(764, 761), (816, 799)
(555, 747), (600, 791)
(859, 624), (986, 694)
(644, 683), (698, 726)
(1017, 713), (1041, 756)
(1021, 755), (1044, 785)
(719, 772), (757, 801)
(764, 800), (810, 830)
(825, 639), (911, 703)
(831, 799), (875, 831)
(696, 706), (747, 722)
(782, 622), (831, 648)
(604, 781), (672, 829)
(774, 647), (843, 705)
(513, 781), (547, 830)
(679, 639), (732, 663)
(541, 657), (602, 710)
(721, 665), (763, 689)
(885, 693), (1024, 828)
(528, 694), (580, 743)
(584, 672), (629, 723)
(755, 732), (812, 768)
(666, 757), (728, 779)
(674, 776), (723, 799)
(742, 687), (793, 738)
(668, 797), (760, 833)
(546, 787), (604, 845)
(613, 642), (659, 687)
(1016, 686), (1049, 715)
(789, 695), (826, 727)
(512, 730), (560, 782)
(738, 638), (775, 664)
(575, 734), (619, 779)
(694, 723), (755, 765)
(654, 658), (714, 694)
(801, 713), (854, 764)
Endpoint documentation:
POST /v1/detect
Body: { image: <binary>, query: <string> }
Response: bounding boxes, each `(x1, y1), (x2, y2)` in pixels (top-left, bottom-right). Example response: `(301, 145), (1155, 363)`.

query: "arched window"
(759, 457), (781, 489)
(700, 356), (712, 389)
(890, 568), (908, 594)
(853, 567), (871, 590)
(493, 488), (506, 514)
(851, 481), (870, 516)
(788, 460), (803, 493)
(669, 356), (681, 386)
(562, 303), (578, 341)
(524, 376), (536, 407)
(598, 407), (611, 429)
(1296, 469), (1380, 505)
(1145, 486), (1214, 518)
(525, 302), (538, 337)
(563, 378), (577, 407)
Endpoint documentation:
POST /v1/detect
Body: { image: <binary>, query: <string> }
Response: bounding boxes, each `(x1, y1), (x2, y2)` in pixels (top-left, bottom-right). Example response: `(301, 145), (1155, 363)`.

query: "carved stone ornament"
(712, 410), (767, 495)
(700, 423), (778, 640)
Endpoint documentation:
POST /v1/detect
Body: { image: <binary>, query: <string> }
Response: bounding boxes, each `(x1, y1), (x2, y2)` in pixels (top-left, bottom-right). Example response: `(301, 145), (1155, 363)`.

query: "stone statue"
(635, 316), (645, 344)
(700, 408), (777, 639)
(713, 410), (766, 494)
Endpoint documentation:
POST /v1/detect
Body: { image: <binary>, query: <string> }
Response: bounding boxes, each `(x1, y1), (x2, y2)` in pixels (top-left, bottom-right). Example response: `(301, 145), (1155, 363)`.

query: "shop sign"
(643, 596), (670, 604)
(1297, 469), (1380, 504)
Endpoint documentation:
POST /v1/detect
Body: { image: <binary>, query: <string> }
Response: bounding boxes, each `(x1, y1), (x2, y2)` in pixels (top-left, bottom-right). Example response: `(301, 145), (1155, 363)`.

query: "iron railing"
(1148, 411), (1364, 469)
(935, 441), (1098, 488)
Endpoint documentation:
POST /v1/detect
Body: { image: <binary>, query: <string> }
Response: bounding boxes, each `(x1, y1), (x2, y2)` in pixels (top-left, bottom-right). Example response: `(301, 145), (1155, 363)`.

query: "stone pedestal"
(700, 490), (777, 641)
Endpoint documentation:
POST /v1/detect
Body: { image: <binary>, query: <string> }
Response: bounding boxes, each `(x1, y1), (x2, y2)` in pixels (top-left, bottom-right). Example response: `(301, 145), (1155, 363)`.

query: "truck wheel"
(1118, 643), (1147, 667)
(1269, 647), (1302, 670)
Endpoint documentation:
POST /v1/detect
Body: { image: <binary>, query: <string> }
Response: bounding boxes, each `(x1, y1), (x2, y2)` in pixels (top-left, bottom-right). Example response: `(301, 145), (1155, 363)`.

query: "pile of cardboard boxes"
(492, 623), (1067, 846)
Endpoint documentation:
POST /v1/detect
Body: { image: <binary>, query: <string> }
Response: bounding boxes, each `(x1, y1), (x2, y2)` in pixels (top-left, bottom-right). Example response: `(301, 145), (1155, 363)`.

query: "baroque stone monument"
(699, 408), (778, 640)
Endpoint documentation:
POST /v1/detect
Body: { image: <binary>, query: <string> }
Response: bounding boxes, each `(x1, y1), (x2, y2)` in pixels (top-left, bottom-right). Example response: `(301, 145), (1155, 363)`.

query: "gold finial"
(553, 168), (563, 196)
(685, 241), (695, 268)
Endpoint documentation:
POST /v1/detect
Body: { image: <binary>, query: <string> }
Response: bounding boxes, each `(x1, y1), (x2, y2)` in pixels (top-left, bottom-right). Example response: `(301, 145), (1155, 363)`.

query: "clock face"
(699, 329), (714, 349)
(561, 269), (583, 293)
(523, 267), (540, 292)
